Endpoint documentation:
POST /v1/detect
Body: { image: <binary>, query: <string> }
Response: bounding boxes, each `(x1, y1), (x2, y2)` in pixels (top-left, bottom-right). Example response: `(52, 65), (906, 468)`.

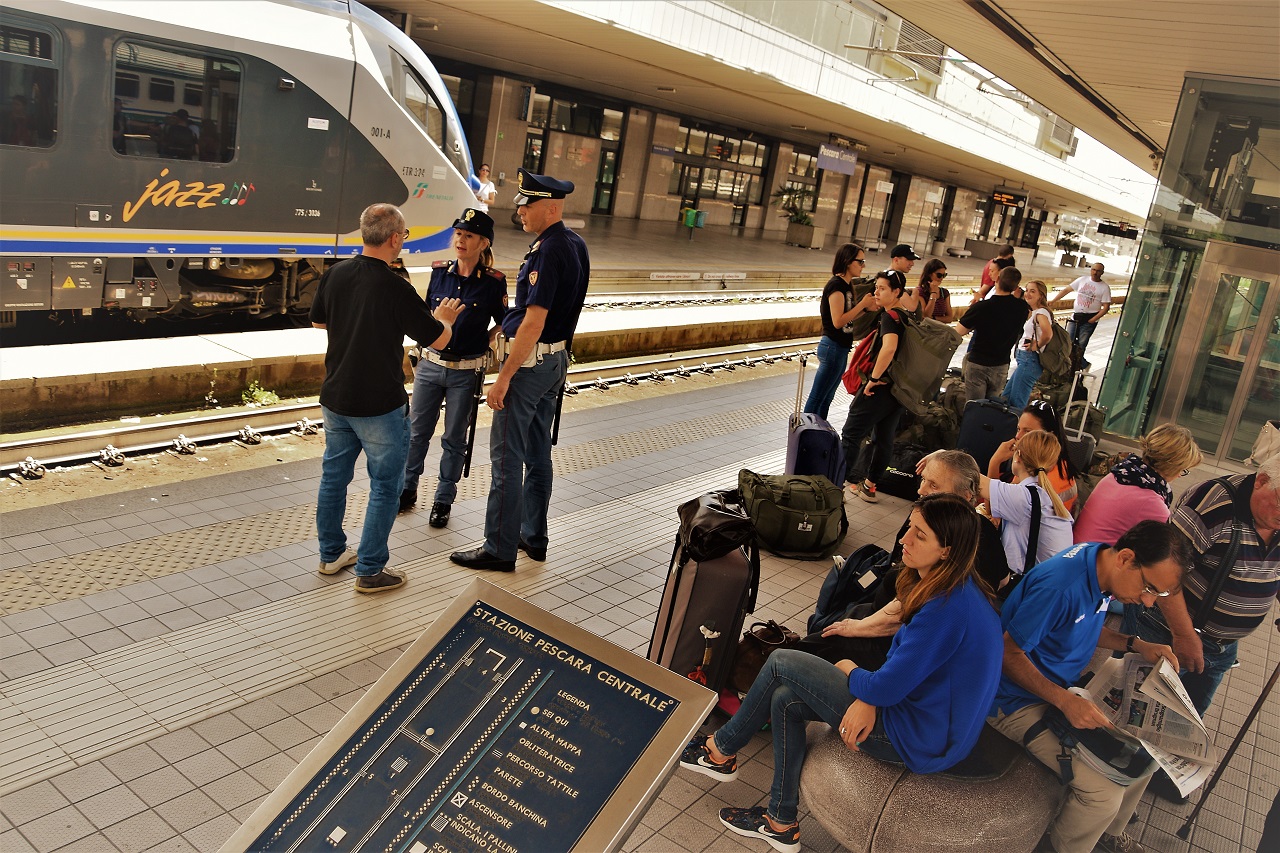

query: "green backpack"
(887, 313), (962, 416)
(842, 276), (879, 340)
(1037, 317), (1074, 385)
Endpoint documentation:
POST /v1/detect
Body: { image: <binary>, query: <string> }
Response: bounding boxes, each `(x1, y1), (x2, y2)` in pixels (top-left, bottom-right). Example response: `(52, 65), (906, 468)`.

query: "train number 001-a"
(370, 127), (391, 138)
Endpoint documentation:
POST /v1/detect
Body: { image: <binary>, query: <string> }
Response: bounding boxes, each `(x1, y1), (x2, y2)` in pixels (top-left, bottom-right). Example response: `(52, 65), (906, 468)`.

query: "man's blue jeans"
(1067, 314), (1098, 352)
(483, 350), (567, 560)
(803, 337), (850, 420)
(713, 650), (902, 825)
(317, 404), (409, 577)
(1001, 348), (1044, 411)
(404, 359), (479, 504)
(1136, 609), (1238, 716)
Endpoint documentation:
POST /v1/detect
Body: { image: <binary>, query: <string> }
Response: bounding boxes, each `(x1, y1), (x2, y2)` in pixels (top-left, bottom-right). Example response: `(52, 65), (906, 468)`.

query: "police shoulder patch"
(484, 268), (506, 280)
(529, 271), (539, 286)
(431, 260), (449, 269)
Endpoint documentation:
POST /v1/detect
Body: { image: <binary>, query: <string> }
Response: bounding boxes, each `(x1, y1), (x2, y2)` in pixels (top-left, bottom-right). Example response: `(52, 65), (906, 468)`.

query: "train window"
(400, 59), (445, 150)
(114, 41), (240, 162)
(115, 71), (140, 99)
(0, 23), (58, 148)
(149, 77), (174, 102)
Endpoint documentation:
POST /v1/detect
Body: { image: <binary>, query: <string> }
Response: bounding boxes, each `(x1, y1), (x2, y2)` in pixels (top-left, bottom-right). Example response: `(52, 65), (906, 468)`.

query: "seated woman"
(679, 494), (1002, 853)
(988, 399), (1080, 512)
(1074, 423), (1202, 543)
(798, 450), (1008, 671)
(978, 430), (1075, 580)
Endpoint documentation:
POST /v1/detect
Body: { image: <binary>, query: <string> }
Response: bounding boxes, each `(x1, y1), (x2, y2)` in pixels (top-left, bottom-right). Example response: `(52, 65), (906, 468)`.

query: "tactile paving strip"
(1, 394), (797, 615)
(0, 451), (784, 795)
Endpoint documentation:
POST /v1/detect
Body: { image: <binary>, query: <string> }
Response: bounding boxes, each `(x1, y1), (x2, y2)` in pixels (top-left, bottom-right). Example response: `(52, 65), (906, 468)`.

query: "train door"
(1154, 240), (1280, 463)
(592, 147), (616, 215)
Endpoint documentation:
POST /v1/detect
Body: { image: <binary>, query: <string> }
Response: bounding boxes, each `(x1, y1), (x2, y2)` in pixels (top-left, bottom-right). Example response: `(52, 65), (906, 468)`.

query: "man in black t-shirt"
(957, 266), (1029, 402)
(311, 203), (462, 593)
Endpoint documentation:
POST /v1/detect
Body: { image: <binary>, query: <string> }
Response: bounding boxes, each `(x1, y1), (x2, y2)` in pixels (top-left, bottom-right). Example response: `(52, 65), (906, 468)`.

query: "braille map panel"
(251, 602), (678, 853)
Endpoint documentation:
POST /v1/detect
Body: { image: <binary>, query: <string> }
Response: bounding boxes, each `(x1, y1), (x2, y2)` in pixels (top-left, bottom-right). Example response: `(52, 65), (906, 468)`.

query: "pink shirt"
(1073, 474), (1171, 544)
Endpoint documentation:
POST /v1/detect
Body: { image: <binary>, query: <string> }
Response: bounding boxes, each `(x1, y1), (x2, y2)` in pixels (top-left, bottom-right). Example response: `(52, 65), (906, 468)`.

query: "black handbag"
(730, 620), (801, 694)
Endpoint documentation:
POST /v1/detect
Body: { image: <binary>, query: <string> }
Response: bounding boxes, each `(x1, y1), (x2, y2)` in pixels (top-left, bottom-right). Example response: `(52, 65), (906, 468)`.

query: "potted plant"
(771, 185), (824, 249)
(1055, 230), (1081, 266)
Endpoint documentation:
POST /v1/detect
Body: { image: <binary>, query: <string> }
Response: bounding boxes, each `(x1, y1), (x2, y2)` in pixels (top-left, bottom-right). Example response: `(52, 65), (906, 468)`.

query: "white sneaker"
(319, 548), (358, 575)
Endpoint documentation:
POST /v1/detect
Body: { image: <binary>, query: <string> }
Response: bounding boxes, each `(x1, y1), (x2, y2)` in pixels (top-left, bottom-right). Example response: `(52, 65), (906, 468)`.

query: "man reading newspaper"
(988, 522), (1188, 853)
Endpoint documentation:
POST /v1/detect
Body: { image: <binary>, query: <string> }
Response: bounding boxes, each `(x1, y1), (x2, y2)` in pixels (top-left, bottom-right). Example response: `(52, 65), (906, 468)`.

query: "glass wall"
(1098, 74), (1280, 455)
(667, 120), (769, 222)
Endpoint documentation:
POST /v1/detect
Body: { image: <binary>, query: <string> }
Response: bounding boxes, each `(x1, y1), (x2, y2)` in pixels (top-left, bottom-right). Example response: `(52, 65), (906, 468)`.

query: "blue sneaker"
(719, 806), (800, 853)
(678, 735), (738, 781)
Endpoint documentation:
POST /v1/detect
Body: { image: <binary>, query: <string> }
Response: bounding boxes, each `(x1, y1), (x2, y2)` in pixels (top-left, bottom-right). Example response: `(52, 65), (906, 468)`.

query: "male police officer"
(451, 169), (590, 572)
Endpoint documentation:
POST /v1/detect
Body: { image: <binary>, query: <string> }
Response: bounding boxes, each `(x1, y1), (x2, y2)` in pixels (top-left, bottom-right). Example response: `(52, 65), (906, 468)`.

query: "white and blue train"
(0, 0), (478, 325)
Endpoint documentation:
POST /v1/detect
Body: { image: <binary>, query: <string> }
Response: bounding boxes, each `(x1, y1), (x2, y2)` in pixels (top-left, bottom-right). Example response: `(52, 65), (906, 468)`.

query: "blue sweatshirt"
(846, 578), (1002, 774)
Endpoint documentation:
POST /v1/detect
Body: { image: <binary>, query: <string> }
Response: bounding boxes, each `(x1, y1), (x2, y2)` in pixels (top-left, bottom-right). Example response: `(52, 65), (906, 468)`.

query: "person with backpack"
(840, 270), (909, 503)
(803, 242), (875, 419)
(990, 521), (1186, 853)
(679, 494), (1002, 853)
(1001, 279), (1054, 410)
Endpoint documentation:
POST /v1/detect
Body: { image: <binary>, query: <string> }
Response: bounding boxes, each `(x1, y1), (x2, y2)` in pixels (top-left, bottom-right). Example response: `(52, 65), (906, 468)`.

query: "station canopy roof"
(380, 0), (1279, 219)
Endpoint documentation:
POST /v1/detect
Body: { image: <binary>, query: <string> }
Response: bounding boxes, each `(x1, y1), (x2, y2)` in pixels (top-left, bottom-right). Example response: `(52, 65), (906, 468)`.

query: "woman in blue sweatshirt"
(679, 493), (1003, 853)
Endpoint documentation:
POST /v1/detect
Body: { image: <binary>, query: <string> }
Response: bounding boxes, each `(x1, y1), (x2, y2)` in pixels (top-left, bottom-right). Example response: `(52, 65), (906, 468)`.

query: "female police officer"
(400, 209), (507, 527)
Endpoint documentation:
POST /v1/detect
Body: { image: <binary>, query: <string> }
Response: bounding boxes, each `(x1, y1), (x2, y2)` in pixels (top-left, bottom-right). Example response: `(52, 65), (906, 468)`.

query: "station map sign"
(221, 580), (716, 853)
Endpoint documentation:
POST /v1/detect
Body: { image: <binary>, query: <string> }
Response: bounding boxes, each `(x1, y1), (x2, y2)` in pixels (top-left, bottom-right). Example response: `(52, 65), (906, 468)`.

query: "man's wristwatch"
(1125, 635), (1138, 653)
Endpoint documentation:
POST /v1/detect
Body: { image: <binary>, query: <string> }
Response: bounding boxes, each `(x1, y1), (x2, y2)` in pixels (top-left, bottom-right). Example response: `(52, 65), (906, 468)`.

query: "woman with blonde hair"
(1074, 423), (1202, 544)
(1000, 279), (1053, 410)
(923, 431), (1074, 582)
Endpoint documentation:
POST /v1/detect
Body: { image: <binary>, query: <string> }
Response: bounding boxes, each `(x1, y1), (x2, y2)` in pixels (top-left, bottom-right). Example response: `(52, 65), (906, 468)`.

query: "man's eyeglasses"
(402, 229), (411, 239)
(1139, 568), (1176, 598)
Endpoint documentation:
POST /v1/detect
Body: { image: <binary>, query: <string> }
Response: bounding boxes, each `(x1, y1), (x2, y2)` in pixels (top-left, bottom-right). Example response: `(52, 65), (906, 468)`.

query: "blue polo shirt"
(426, 261), (507, 359)
(502, 220), (590, 343)
(993, 542), (1111, 715)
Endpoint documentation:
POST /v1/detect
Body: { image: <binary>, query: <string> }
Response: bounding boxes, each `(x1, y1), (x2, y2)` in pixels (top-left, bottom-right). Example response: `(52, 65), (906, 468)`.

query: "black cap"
(890, 243), (921, 260)
(451, 208), (494, 243)
(513, 168), (574, 205)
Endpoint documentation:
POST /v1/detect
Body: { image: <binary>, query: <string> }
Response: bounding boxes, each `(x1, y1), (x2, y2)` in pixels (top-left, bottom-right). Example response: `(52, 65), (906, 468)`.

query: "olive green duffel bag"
(737, 469), (847, 560)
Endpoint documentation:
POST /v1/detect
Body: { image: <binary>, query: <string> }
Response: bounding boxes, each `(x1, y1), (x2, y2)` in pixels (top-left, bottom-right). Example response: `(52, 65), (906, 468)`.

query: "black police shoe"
(518, 539), (546, 561)
(429, 502), (451, 528)
(398, 489), (417, 513)
(450, 547), (515, 573)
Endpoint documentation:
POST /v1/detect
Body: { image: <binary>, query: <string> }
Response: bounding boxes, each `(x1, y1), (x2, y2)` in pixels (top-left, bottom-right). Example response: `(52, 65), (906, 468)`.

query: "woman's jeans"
(803, 337), (850, 420)
(712, 650), (901, 824)
(1001, 348), (1043, 411)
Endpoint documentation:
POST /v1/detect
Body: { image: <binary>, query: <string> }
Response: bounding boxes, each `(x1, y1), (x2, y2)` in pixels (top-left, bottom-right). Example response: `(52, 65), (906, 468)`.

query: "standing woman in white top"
(474, 163), (497, 211)
(1001, 279), (1053, 410)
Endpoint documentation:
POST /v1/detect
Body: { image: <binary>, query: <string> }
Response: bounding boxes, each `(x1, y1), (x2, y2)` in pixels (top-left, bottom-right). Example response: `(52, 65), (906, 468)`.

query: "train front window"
(112, 40), (240, 162)
(0, 23), (58, 149)
(400, 57), (445, 150)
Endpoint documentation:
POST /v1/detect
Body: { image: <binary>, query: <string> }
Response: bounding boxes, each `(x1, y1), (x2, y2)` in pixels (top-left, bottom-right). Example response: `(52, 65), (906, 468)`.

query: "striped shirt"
(1173, 474), (1280, 640)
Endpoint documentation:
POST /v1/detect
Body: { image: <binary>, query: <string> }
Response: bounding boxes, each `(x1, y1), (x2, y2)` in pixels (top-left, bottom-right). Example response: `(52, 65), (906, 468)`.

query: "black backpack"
(807, 544), (892, 633)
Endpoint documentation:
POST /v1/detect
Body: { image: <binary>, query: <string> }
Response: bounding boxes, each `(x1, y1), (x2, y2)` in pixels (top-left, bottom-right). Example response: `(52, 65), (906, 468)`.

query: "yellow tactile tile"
(0, 568), (36, 593)
(81, 561), (150, 590)
(0, 582), (57, 614)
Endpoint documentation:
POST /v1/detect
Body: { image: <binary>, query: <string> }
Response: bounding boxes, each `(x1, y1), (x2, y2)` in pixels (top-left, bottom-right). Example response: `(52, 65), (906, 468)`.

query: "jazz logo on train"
(122, 168), (256, 223)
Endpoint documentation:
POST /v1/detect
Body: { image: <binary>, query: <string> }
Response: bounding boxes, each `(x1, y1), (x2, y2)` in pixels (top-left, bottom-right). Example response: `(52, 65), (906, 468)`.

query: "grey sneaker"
(355, 567), (406, 594)
(318, 548), (358, 575)
(1096, 832), (1145, 853)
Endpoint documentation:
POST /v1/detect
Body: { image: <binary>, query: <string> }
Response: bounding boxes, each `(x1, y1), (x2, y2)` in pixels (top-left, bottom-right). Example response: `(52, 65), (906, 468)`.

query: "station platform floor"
(1, 354), (1273, 853)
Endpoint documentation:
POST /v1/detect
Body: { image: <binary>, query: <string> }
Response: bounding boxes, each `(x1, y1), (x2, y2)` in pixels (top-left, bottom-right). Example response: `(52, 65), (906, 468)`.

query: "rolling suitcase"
(957, 398), (1020, 472)
(1063, 371), (1102, 473)
(787, 353), (846, 484)
(648, 493), (760, 692)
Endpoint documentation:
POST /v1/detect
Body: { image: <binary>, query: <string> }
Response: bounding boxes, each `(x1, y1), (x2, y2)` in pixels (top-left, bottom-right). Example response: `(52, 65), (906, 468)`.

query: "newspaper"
(1074, 654), (1216, 795)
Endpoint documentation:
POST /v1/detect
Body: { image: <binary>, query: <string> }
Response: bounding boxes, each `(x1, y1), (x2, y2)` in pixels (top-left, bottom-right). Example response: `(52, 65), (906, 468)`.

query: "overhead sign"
(817, 143), (859, 176)
(991, 190), (1023, 207)
(221, 580), (714, 853)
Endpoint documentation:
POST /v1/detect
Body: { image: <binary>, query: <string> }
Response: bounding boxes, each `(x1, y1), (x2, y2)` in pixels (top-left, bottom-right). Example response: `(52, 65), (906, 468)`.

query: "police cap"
(513, 168), (575, 206)
(451, 208), (495, 243)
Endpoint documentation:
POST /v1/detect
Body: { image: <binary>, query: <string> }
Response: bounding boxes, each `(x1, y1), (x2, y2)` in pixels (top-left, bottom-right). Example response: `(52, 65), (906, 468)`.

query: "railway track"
(0, 338), (821, 475)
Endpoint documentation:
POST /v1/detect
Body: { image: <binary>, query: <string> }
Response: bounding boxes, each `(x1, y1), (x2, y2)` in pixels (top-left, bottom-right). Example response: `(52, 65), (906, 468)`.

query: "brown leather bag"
(730, 620), (801, 694)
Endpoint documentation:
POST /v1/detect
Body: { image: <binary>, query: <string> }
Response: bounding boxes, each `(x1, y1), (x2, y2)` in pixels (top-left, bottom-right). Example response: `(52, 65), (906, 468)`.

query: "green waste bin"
(682, 207), (698, 227)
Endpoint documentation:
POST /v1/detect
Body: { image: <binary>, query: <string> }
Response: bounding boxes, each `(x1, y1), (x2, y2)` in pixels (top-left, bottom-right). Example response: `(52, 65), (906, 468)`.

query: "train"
(0, 0), (478, 328)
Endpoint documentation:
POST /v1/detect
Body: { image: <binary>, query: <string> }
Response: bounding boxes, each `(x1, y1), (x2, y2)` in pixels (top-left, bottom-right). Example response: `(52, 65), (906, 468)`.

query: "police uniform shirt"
(426, 260), (507, 359)
(501, 220), (591, 343)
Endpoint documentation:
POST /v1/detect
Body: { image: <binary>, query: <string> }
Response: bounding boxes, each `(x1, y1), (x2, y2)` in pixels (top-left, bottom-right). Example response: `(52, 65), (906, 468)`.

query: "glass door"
(1156, 241), (1280, 462)
(592, 148), (617, 215)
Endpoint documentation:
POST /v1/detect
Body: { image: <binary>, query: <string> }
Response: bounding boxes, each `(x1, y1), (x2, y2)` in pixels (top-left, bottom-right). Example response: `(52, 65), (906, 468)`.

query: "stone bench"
(947, 247), (973, 258)
(799, 722), (1062, 853)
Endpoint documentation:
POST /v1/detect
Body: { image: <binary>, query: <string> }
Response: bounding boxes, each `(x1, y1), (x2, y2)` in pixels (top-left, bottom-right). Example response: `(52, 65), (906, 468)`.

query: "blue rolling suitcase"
(786, 354), (846, 484)
(957, 398), (1020, 472)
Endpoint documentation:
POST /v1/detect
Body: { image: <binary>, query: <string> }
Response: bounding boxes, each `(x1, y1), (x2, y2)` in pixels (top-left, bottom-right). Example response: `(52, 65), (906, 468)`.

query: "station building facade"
(405, 0), (1149, 259)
